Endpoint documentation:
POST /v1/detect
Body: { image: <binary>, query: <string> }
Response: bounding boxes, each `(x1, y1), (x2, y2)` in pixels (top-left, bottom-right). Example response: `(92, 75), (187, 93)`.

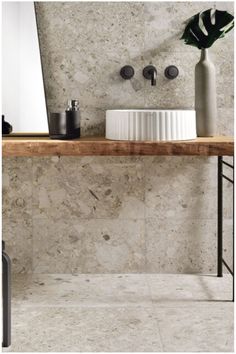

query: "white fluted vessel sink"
(106, 109), (196, 141)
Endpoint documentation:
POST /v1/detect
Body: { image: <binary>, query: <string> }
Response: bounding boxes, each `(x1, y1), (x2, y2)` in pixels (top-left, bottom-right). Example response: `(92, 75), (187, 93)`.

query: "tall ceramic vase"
(195, 48), (217, 137)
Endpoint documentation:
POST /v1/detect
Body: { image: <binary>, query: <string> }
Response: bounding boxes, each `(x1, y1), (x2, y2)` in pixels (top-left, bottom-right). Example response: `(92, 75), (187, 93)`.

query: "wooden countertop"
(2, 136), (234, 157)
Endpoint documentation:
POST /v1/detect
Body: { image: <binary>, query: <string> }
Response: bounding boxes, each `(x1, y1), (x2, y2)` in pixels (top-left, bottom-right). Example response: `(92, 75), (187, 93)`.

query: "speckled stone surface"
(146, 217), (234, 273)
(3, 154), (233, 274)
(153, 304), (233, 352)
(33, 218), (145, 273)
(11, 274), (151, 307)
(6, 306), (163, 352)
(35, 1), (234, 135)
(2, 2), (234, 274)
(144, 156), (218, 219)
(32, 156), (145, 221)
(3, 218), (33, 273)
(3, 157), (32, 219)
(3, 274), (234, 352)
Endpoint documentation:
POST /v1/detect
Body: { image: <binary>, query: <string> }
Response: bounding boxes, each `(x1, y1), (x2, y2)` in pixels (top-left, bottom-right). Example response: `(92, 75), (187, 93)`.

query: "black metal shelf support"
(217, 156), (234, 301)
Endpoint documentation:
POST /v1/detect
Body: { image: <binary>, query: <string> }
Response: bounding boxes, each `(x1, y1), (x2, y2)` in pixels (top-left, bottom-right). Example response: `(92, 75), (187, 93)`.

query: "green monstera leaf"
(181, 8), (234, 49)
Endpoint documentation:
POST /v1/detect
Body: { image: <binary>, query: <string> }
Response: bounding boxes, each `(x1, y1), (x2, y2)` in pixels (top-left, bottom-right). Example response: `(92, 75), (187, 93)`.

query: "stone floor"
(4, 274), (234, 352)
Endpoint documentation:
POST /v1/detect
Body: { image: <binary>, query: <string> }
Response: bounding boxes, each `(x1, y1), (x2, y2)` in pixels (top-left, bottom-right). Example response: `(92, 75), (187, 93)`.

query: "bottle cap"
(67, 100), (79, 111)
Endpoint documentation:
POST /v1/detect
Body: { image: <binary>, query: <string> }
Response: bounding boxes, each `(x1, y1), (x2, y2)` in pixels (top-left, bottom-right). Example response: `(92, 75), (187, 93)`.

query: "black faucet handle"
(120, 65), (135, 80)
(164, 65), (179, 80)
(143, 65), (157, 86)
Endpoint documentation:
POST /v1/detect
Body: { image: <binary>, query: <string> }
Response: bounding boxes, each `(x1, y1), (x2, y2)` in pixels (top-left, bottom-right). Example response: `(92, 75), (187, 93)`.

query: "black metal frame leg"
(2, 242), (11, 347)
(217, 156), (223, 277)
(217, 156), (234, 301)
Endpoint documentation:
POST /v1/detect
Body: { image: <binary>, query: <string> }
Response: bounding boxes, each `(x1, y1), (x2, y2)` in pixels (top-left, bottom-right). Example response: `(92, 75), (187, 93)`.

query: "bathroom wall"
(3, 1), (234, 274)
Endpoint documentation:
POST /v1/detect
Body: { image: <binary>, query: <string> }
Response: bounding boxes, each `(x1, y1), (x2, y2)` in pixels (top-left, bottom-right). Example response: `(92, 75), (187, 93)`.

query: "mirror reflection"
(2, 2), (48, 134)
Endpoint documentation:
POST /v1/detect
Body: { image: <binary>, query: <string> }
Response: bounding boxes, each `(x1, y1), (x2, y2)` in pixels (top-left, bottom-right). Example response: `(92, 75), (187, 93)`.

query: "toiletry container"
(49, 100), (80, 139)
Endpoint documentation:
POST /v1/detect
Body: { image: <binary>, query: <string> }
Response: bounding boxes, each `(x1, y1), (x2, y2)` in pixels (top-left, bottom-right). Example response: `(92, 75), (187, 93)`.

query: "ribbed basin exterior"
(106, 110), (196, 141)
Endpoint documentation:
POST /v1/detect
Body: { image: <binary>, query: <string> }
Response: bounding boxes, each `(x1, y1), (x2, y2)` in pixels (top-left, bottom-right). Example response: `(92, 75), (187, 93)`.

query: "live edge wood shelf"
(2, 136), (234, 157)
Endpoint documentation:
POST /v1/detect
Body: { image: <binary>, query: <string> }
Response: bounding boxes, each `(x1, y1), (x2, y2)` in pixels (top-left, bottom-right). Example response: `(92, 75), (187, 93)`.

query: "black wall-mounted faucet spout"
(143, 65), (157, 86)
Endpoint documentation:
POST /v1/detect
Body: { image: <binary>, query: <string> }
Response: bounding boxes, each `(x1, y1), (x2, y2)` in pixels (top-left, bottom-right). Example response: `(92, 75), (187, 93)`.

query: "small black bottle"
(49, 100), (80, 140)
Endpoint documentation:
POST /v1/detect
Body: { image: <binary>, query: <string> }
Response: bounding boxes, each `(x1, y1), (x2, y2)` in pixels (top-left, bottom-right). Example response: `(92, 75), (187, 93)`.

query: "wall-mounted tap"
(143, 65), (157, 86)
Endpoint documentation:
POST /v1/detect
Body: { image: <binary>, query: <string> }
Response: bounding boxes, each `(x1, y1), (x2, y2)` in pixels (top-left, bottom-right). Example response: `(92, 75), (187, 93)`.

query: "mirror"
(2, 2), (48, 135)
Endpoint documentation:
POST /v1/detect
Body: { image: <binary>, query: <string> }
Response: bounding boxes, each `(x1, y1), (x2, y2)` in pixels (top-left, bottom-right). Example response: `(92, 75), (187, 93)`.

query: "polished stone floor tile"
(4, 274), (234, 352)
(5, 306), (163, 352)
(12, 274), (151, 307)
(153, 304), (234, 352)
(147, 274), (232, 304)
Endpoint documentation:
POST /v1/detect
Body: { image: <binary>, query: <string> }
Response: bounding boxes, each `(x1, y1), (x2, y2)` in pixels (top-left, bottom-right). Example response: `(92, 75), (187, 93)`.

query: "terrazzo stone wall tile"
(221, 218), (234, 270)
(32, 156), (145, 221)
(144, 51), (196, 109)
(33, 218), (145, 273)
(144, 156), (218, 220)
(3, 158), (33, 220)
(143, 1), (234, 123)
(3, 218), (33, 273)
(35, 2), (146, 134)
(144, 2), (234, 54)
(2, 2), (234, 273)
(35, 1), (234, 135)
(217, 108), (234, 136)
(3, 158), (34, 273)
(145, 217), (232, 273)
(144, 156), (232, 220)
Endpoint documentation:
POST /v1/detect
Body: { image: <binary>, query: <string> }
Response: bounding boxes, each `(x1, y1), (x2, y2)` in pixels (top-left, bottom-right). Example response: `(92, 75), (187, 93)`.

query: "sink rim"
(106, 109), (195, 113)
(106, 109), (196, 141)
